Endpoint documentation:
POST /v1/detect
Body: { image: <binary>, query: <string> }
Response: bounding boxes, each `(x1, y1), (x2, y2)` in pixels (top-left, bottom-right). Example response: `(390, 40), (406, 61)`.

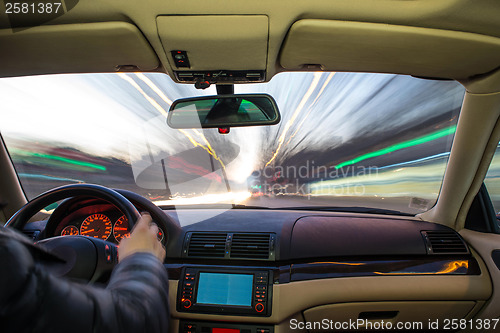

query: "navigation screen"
(196, 272), (254, 306)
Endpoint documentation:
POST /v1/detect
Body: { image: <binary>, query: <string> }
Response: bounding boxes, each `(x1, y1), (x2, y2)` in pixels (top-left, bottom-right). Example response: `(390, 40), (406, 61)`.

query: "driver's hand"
(118, 212), (166, 262)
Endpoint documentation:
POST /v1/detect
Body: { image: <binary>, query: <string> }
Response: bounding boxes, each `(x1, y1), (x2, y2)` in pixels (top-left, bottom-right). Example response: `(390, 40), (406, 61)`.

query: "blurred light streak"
(18, 173), (84, 183)
(134, 73), (173, 106)
(10, 148), (106, 171)
(265, 72), (323, 166)
(288, 72), (336, 143)
(335, 125), (457, 169)
(153, 191), (251, 206)
(120, 73), (224, 170)
(178, 129), (226, 169)
(192, 129), (225, 169)
(117, 73), (168, 116)
(377, 152), (450, 170)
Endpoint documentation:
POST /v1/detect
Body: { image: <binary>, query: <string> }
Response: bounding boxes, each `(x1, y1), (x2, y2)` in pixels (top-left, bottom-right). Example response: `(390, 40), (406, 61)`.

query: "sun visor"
(0, 22), (160, 77)
(279, 20), (500, 79)
(157, 15), (268, 72)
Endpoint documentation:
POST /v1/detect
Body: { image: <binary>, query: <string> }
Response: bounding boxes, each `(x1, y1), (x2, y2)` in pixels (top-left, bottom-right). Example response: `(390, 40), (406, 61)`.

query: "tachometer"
(114, 215), (164, 243)
(61, 225), (79, 236)
(80, 214), (112, 240)
(113, 215), (130, 242)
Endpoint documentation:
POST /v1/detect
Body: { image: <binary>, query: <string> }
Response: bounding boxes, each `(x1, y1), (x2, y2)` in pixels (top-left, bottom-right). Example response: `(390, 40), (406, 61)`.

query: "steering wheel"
(5, 184), (162, 282)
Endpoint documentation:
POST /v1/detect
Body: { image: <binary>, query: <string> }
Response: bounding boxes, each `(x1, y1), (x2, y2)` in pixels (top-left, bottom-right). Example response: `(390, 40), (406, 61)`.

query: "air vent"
(230, 233), (273, 260)
(422, 231), (469, 254)
(187, 233), (227, 258)
(183, 232), (276, 260)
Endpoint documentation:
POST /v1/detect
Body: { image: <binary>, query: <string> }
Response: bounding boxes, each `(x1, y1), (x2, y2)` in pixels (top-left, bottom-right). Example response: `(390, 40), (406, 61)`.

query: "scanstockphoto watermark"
(289, 318), (500, 331)
(254, 179), (367, 197)
(248, 163), (377, 197)
(3, 0), (80, 32)
(290, 319), (423, 331)
(252, 162), (379, 180)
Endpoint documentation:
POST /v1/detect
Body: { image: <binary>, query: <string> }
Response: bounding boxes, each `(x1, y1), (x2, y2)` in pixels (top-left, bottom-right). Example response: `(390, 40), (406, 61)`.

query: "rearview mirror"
(167, 94), (280, 129)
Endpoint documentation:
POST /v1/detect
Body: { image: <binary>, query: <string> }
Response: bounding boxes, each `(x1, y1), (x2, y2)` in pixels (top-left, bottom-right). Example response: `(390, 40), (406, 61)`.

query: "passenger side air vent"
(230, 233), (275, 260)
(186, 233), (227, 258)
(422, 231), (469, 254)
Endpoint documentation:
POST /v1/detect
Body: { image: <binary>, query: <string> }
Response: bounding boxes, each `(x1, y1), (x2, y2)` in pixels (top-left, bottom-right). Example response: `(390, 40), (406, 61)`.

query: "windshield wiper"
(272, 206), (414, 216)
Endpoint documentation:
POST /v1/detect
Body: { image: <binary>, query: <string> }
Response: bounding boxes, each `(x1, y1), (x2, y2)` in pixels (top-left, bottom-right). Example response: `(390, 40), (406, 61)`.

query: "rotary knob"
(182, 299), (192, 309)
(255, 303), (264, 312)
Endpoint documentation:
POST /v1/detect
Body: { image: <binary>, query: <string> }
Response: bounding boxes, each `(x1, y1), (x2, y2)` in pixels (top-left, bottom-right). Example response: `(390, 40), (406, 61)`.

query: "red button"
(255, 303), (264, 312)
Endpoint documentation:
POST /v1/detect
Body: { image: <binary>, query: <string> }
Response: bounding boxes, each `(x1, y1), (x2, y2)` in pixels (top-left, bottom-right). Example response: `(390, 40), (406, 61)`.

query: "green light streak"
(334, 125), (457, 169)
(10, 148), (106, 171)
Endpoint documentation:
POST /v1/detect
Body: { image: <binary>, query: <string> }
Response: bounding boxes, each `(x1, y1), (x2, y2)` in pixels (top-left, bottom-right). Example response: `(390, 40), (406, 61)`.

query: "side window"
(485, 141), (500, 214)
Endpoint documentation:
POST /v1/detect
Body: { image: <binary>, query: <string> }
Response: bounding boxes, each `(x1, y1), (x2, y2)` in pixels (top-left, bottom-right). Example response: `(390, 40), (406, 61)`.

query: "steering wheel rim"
(4, 184), (143, 282)
(5, 183), (141, 232)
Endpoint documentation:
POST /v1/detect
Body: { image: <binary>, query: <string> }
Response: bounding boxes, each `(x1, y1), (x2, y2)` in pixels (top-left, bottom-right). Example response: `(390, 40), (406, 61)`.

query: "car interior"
(1, 1), (500, 332)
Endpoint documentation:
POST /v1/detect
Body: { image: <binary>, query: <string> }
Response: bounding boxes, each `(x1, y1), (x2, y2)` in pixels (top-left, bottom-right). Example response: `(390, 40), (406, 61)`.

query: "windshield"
(0, 72), (464, 214)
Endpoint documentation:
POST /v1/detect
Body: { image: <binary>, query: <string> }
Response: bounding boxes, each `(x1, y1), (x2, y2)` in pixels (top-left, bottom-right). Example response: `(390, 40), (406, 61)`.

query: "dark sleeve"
(0, 236), (170, 333)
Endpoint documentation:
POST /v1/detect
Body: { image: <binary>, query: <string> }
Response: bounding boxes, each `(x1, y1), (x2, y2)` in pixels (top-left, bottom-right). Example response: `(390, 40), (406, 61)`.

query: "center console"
(177, 268), (273, 317)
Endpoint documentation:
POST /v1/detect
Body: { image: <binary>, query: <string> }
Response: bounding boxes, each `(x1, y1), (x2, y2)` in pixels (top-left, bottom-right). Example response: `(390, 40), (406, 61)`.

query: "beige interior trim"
(279, 20), (500, 79)
(419, 93), (500, 227)
(157, 15), (269, 71)
(303, 301), (476, 331)
(0, 22), (160, 78)
(1, 1), (500, 80)
(0, 135), (27, 223)
(168, 269), (491, 325)
(455, 119), (500, 230)
(419, 69), (500, 228)
(460, 230), (500, 322)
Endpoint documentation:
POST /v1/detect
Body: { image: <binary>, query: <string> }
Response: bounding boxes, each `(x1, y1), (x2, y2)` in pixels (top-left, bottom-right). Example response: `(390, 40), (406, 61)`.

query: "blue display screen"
(196, 272), (254, 306)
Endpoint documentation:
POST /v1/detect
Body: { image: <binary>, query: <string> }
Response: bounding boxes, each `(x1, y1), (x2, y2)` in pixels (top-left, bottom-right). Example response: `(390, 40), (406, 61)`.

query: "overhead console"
(156, 15), (269, 84)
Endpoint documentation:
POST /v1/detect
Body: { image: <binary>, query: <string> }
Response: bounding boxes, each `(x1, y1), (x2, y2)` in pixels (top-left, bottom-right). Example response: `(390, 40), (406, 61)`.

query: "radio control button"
(181, 299), (192, 308)
(255, 303), (265, 312)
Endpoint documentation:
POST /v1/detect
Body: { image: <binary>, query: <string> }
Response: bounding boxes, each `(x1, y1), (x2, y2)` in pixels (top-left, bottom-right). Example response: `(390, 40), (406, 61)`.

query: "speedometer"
(80, 214), (112, 240)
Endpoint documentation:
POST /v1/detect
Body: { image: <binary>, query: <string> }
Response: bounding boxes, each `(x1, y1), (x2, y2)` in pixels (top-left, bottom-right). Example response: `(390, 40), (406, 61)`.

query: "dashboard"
(24, 201), (493, 333)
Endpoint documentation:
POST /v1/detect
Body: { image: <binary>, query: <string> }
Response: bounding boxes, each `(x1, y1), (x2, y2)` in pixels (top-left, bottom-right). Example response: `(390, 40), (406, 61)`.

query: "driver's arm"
(0, 213), (169, 333)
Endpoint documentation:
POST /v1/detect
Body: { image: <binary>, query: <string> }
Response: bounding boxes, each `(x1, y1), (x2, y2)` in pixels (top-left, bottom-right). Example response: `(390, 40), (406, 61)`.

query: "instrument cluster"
(58, 210), (164, 244)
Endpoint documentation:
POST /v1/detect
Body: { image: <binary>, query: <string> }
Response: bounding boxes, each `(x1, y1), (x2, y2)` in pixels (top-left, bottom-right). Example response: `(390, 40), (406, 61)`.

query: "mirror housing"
(167, 94), (280, 129)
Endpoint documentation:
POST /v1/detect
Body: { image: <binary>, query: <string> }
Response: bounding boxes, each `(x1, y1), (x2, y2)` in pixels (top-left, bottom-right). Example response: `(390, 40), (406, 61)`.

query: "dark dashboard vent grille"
(422, 231), (469, 254)
(187, 233), (227, 258)
(230, 233), (271, 259)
